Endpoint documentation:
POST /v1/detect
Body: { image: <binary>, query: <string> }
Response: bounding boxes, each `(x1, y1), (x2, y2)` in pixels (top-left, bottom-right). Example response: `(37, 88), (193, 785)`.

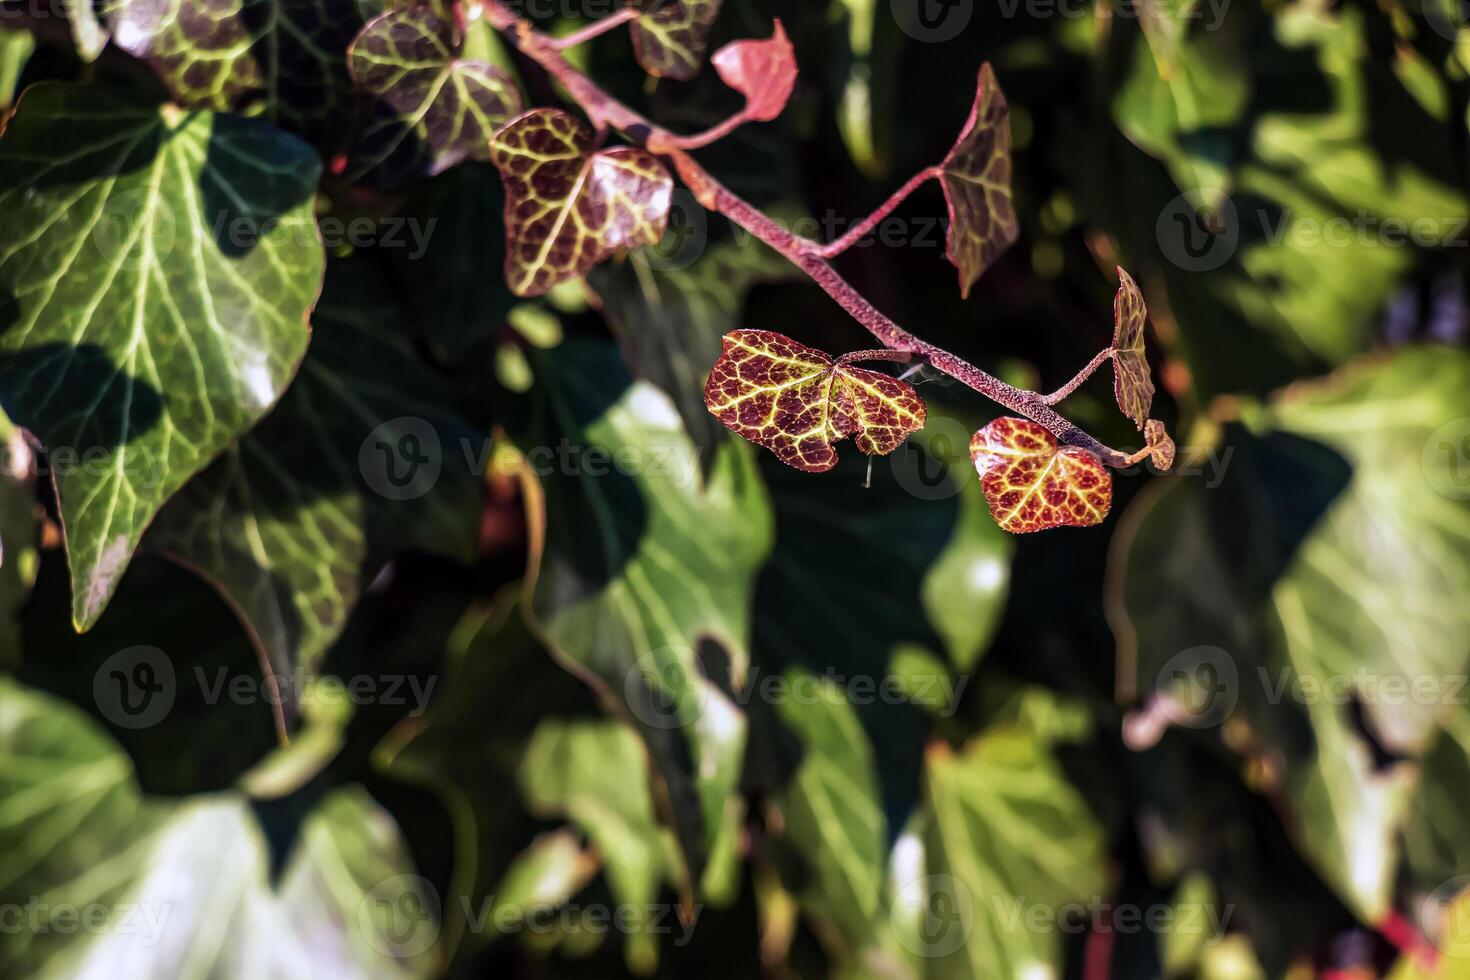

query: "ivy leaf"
(1144, 418), (1175, 471)
(0, 83), (322, 630)
(1112, 266), (1154, 429)
(0, 677), (438, 977)
(147, 255), (482, 685)
(709, 19), (796, 123)
(0, 27), (32, 107)
(1113, 346), (1470, 919)
(704, 329), (926, 473)
(914, 717), (1109, 978)
(628, 0), (723, 81)
(347, 6), (523, 186)
(940, 63), (1020, 299)
(507, 340), (772, 900)
(108, 0), (378, 147)
(969, 417), (1112, 533)
(489, 109), (673, 297)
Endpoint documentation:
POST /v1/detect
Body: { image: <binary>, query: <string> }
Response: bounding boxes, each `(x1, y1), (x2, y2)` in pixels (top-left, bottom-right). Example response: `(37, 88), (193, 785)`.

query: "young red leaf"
(704, 329), (926, 472)
(940, 63), (1020, 299)
(1112, 267), (1155, 430)
(628, 0), (724, 81)
(970, 418), (1112, 533)
(710, 20), (796, 123)
(347, 8), (523, 186)
(489, 109), (673, 296)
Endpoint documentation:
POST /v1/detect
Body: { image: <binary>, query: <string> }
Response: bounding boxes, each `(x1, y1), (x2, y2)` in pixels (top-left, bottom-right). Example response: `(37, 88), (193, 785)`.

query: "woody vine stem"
(480, 0), (1137, 469)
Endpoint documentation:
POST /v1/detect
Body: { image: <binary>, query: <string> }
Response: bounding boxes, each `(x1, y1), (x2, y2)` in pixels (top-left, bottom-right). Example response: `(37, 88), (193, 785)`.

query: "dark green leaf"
(109, 0), (381, 146)
(509, 340), (772, 899)
(1113, 345), (1470, 918)
(0, 83), (323, 630)
(146, 254), (482, 684)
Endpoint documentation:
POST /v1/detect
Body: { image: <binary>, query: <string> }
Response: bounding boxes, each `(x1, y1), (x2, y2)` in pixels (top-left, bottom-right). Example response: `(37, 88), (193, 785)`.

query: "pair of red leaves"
(705, 271), (1165, 534)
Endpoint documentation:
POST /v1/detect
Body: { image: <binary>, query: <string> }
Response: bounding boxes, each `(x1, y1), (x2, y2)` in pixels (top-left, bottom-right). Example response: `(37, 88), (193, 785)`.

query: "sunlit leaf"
(489, 108), (673, 297)
(628, 0), (723, 81)
(940, 63), (1019, 299)
(108, 0), (378, 146)
(0, 677), (436, 977)
(913, 713), (1109, 979)
(970, 417), (1112, 533)
(709, 19), (796, 123)
(1112, 266), (1155, 429)
(704, 329), (926, 473)
(0, 83), (322, 630)
(147, 255), (482, 685)
(0, 27), (32, 107)
(347, 6), (523, 186)
(508, 340), (772, 900)
(1113, 346), (1470, 919)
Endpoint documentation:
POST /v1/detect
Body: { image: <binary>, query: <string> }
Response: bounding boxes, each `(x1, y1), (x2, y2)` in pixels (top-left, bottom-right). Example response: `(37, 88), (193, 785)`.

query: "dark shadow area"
(199, 111), (322, 259)
(744, 444), (962, 854)
(0, 337), (166, 454)
(16, 549), (280, 796)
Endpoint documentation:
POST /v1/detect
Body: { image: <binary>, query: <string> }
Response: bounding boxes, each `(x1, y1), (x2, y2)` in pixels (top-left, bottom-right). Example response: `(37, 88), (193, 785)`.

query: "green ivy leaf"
(377, 596), (668, 972)
(519, 719), (676, 973)
(941, 63), (1020, 299)
(746, 418), (1013, 959)
(490, 109), (673, 297)
(629, 0), (723, 81)
(0, 27), (32, 107)
(0, 676), (437, 977)
(1096, 5), (1466, 397)
(912, 718), (1109, 979)
(1113, 345), (1470, 919)
(509, 340), (772, 901)
(347, 6), (523, 187)
(146, 255), (482, 685)
(109, 0), (380, 146)
(0, 83), (323, 630)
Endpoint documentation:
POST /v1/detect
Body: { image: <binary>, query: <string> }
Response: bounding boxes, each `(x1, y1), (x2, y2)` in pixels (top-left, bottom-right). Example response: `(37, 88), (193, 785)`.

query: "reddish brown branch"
(481, 0), (1132, 467)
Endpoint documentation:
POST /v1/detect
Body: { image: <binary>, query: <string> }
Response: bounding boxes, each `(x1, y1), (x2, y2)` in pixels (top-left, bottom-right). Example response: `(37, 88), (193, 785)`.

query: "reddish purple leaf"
(940, 63), (1020, 299)
(970, 418), (1111, 533)
(628, 0), (723, 81)
(704, 329), (926, 472)
(489, 109), (673, 297)
(1112, 267), (1155, 430)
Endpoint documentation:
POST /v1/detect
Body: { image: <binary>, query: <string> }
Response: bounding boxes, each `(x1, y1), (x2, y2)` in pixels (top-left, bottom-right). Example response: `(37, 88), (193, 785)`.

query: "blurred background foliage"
(1, 0), (1469, 977)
